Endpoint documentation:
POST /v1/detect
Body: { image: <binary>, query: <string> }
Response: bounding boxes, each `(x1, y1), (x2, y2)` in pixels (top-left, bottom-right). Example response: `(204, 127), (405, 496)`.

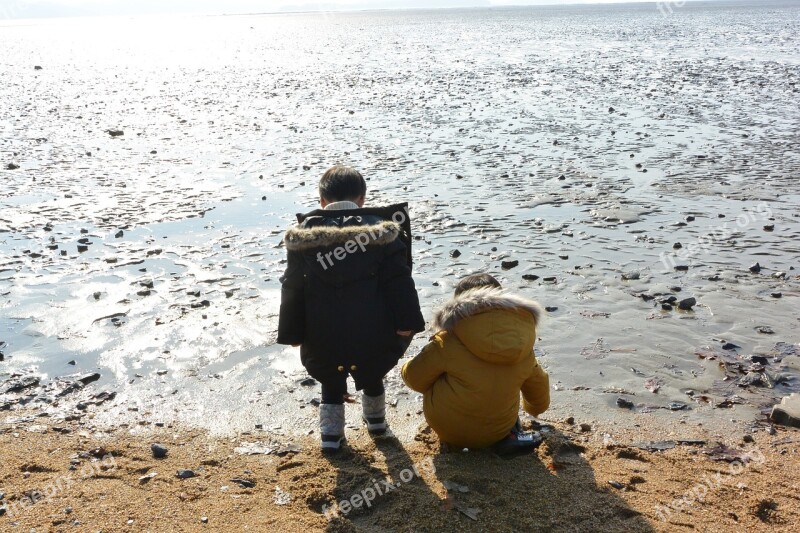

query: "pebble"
(673, 242), (682, 249)
(771, 292), (782, 298)
(674, 265), (689, 272)
(608, 480), (625, 490)
(522, 274), (540, 281)
(151, 443), (168, 459)
(579, 423), (592, 432)
(621, 271), (640, 281)
(678, 297), (697, 310)
(721, 342), (740, 351)
(616, 397), (634, 409)
(6, 163), (20, 170)
(545, 307), (558, 312)
(763, 225), (774, 232)
(501, 260), (519, 270)
(756, 326), (774, 335)
(749, 262), (762, 274)
(450, 249), (462, 258)
(176, 469), (197, 479)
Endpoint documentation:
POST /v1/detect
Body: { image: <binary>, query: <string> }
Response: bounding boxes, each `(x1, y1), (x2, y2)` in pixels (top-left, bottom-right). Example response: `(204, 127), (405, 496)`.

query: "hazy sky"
(0, 0), (705, 19)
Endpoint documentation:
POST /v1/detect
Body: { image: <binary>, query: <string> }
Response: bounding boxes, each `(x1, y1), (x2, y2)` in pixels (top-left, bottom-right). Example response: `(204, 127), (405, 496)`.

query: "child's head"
(319, 165), (367, 207)
(454, 273), (501, 296)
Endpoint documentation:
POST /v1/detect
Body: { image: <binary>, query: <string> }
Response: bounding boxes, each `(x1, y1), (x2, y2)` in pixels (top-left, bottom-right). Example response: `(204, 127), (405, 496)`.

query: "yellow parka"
(402, 287), (550, 449)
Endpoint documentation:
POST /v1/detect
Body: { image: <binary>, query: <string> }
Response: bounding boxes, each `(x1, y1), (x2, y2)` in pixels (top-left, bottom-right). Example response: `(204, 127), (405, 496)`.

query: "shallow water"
(1, 1), (799, 438)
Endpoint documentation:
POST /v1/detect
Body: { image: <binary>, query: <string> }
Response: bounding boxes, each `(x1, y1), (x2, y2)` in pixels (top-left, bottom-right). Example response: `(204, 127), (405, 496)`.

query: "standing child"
(277, 165), (425, 452)
(402, 273), (549, 452)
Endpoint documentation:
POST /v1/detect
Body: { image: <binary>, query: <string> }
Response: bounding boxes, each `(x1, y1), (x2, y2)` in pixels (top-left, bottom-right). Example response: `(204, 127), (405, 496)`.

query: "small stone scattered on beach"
(151, 444), (168, 459)
(616, 397), (634, 409)
(176, 469), (197, 479)
(450, 249), (461, 258)
(678, 297), (697, 310)
(501, 260), (519, 270)
(749, 263), (762, 274)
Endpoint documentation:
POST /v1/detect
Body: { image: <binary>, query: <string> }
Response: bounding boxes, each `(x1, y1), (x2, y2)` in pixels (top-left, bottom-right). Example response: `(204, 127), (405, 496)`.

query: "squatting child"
(402, 273), (550, 452)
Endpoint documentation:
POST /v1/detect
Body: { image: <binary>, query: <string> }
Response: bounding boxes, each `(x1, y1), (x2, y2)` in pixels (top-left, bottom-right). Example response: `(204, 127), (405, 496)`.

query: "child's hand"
(396, 330), (413, 337)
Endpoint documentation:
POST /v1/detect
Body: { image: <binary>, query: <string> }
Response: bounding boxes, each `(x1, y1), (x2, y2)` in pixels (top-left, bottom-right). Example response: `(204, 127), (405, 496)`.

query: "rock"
(661, 303), (673, 311)
(621, 271), (640, 281)
(501, 260), (519, 270)
(115, 230), (124, 238)
(299, 378), (316, 387)
(176, 470), (197, 479)
(77, 373), (101, 385)
(522, 274), (539, 281)
(107, 130), (124, 137)
(231, 478), (256, 488)
(673, 243), (682, 249)
(545, 306), (558, 312)
(608, 106), (615, 113)
(608, 480), (624, 490)
(668, 402), (688, 411)
(201, 517), (209, 524)
(558, 255), (569, 260)
(686, 216), (695, 222)
(763, 225), (774, 232)
(3, 375), (40, 393)
(755, 326), (774, 335)
(6, 163), (20, 170)
(579, 423), (592, 432)
(139, 472), (157, 484)
(450, 249), (461, 259)
(771, 292), (782, 298)
(749, 262), (761, 274)
(77, 244), (89, 253)
(543, 276), (557, 283)
(151, 444), (168, 459)
(773, 272), (787, 280)
(743, 434), (754, 443)
(770, 394), (800, 428)
(678, 297), (696, 310)
(616, 397), (634, 409)
(565, 416), (575, 425)
(34, 65), (42, 70)
(674, 265), (689, 272)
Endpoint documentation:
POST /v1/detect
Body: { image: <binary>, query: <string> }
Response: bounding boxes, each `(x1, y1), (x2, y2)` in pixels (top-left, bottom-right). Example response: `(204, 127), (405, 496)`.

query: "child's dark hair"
(454, 273), (502, 296)
(319, 165), (367, 202)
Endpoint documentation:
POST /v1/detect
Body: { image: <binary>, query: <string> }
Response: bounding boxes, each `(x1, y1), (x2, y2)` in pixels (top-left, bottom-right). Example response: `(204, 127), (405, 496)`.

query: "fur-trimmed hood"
(434, 287), (543, 332)
(433, 287), (543, 365)
(285, 220), (400, 252)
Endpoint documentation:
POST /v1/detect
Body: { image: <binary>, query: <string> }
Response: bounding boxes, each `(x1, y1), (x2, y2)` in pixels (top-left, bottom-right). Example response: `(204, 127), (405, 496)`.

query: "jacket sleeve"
(402, 338), (446, 393)
(276, 248), (305, 345)
(521, 359), (550, 417)
(379, 238), (426, 333)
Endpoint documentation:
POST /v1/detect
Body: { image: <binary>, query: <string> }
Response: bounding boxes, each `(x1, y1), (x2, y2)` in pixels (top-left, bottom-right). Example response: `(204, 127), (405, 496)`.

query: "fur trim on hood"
(285, 220), (400, 252)
(433, 287), (544, 332)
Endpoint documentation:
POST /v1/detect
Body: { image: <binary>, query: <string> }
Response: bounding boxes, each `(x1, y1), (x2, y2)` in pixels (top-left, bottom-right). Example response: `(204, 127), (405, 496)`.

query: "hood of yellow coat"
(433, 287), (543, 365)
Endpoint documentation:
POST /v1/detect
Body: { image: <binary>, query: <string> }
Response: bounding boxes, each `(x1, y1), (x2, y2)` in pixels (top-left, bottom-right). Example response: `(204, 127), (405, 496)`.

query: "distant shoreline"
(1, 0), (792, 24)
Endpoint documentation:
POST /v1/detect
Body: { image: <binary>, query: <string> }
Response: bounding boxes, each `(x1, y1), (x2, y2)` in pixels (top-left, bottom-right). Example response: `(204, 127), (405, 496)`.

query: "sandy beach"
(2, 1), (800, 530)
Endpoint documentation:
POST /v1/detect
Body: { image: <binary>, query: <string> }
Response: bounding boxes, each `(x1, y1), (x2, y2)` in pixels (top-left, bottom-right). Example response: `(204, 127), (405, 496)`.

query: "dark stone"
(668, 402), (688, 411)
(78, 373), (101, 385)
(662, 303), (673, 311)
(77, 245), (89, 253)
(674, 265), (689, 272)
(6, 163), (20, 170)
(640, 294), (655, 302)
(34, 65), (42, 70)
(763, 225), (774, 232)
(750, 355), (769, 365)
(501, 260), (519, 270)
(176, 470), (197, 479)
(756, 326), (774, 335)
(450, 249), (461, 259)
(608, 107), (615, 113)
(721, 342), (740, 351)
(686, 216), (695, 222)
(3, 375), (40, 393)
(707, 275), (721, 281)
(543, 277), (557, 283)
(678, 297), (696, 310)
(151, 444), (168, 459)
(749, 263), (761, 274)
(545, 307), (558, 312)
(771, 292), (782, 299)
(673, 242), (683, 250)
(115, 230), (124, 238)
(231, 478), (256, 488)
(522, 274), (540, 281)
(616, 397), (634, 409)
(107, 130), (124, 137)
(299, 378), (316, 387)
(608, 480), (624, 490)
